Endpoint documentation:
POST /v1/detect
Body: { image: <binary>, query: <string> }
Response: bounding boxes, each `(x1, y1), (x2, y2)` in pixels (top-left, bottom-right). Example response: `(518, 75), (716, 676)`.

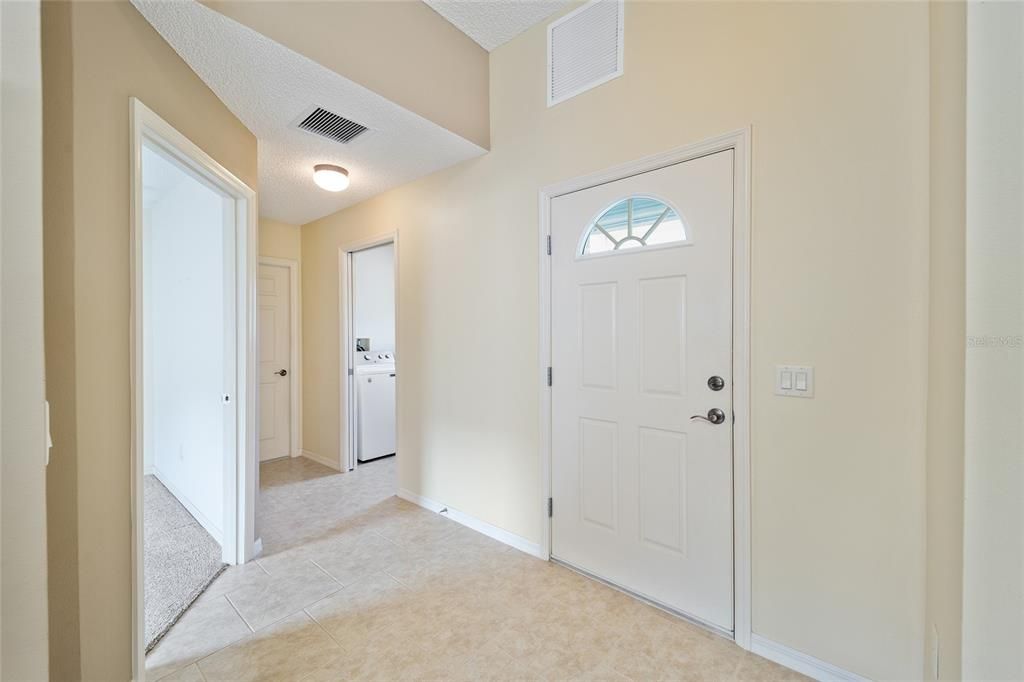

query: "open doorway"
(139, 139), (236, 652)
(130, 99), (258, 676)
(340, 236), (398, 478)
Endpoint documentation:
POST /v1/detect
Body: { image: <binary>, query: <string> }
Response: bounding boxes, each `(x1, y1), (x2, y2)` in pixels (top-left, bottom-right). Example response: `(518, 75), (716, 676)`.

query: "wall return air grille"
(547, 0), (624, 107)
(296, 107), (368, 144)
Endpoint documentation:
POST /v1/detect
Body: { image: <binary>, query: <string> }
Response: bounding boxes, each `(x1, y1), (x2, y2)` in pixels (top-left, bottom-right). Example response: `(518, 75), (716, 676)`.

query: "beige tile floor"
(147, 456), (803, 681)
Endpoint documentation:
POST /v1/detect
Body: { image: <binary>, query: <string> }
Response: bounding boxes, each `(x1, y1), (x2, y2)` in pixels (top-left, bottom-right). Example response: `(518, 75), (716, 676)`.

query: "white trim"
(300, 448), (339, 470)
(546, 0), (625, 107)
(537, 128), (753, 649)
(258, 256), (302, 458)
(397, 489), (546, 560)
(730, 129), (753, 650)
(129, 97), (258, 682)
(338, 233), (398, 473)
(750, 635), (870, 682)
(152, 468), (222, 543)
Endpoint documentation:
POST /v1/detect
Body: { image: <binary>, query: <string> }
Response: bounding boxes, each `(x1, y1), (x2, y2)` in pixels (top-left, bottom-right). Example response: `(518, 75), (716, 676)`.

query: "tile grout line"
(302, 605), (347, 652)
(381, 565), (410, 588)
(306, 555), (344, 584)
(298, 602), (358, 681)
(178, 458), (394, 678)
(196, 601), (344, 676)
(224, 592), (257, 633)
(251, 557), (272, 576)
(180, 595), (253, 682)
(226, 557), (352, 638)
(164, 457), (773, 682)
(147, 593), (253, 682)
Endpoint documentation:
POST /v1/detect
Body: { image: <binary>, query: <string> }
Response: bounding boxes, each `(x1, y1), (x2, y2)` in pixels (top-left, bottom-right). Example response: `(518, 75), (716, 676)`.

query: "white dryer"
(355, 350), (395, 463)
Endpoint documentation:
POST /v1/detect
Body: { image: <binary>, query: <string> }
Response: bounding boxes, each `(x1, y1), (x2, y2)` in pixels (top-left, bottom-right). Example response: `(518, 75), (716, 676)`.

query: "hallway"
(145, 457), (799, 681)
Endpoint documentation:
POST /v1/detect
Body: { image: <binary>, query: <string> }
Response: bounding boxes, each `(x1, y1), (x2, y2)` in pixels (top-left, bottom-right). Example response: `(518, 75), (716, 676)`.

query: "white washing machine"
(355, 350), (395, 463)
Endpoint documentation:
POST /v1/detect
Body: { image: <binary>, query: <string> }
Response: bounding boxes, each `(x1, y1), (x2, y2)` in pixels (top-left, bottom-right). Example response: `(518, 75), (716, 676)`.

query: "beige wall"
(203, 1), (490, 149)
(925, 3), (966, 680)
(962, 2), (1024, 678)
(41, 3), (80, 677)
(259, 218), (301, 262)
(41, 2), (258, 678)
(302, 3), (932, 678)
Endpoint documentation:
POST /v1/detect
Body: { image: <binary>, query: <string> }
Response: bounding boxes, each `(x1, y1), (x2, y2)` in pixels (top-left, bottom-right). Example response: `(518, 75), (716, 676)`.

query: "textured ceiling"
(132, 0), (485, 225)
(423, 0), (572, 51)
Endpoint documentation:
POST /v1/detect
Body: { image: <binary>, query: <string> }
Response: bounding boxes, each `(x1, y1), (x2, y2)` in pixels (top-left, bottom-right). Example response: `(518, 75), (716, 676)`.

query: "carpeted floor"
(144, 475), (226, 652)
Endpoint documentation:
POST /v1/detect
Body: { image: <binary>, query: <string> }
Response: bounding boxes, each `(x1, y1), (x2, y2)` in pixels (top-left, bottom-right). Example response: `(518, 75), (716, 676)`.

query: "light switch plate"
(776, 365), (814, 397)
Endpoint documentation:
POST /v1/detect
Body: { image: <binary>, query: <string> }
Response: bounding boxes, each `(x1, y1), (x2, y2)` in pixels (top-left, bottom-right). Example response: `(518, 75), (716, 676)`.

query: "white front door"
(258, 263), (291, 462)
(551, 150), (735, 630)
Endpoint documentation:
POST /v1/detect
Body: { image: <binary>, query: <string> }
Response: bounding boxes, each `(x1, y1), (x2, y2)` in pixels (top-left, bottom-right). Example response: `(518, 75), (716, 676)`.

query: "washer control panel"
(355, 349), (395, 367)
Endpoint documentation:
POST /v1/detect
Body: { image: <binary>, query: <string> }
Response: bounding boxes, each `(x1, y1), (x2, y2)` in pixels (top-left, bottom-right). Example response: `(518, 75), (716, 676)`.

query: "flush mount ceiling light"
(313, 164), (350, 192)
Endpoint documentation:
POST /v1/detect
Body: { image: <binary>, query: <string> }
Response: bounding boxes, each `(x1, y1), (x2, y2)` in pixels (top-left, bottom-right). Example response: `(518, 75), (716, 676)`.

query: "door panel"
(638, 426), (687, 554)
(258, 263), (291, 461)
(579, 417), (618, 530)
(638, 275), (687, 396)
(551, 150), (734, 630)
(579, 283), (617, 389)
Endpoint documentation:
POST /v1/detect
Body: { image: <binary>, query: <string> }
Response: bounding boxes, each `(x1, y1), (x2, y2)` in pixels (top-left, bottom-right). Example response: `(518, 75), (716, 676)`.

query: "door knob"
(274, 369), (288, 377)
(690, 408), (726, 425)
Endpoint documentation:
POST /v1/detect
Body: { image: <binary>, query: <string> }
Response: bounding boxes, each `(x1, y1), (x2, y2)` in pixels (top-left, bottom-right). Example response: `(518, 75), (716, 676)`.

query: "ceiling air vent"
(547, 0), (624, 107)
(296, 107), (368, 144)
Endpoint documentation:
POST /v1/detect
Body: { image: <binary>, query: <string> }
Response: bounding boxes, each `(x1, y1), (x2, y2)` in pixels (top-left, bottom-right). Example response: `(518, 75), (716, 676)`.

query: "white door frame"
(129, 98), (259, 680)
(259, 256), (303, 459)
(0, 1), (50, 677)
(538, 128), (752, 649)
(337, 233), (399, 472)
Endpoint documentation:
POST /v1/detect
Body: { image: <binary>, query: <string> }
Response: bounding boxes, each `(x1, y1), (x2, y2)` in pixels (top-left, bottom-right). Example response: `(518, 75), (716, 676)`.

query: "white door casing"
(258, 262), (291, 461)
(551, 150), (735, 631)
(337, 233), (398, 473)
(130, 97), (259, 681)
(1, 1), (51, 676)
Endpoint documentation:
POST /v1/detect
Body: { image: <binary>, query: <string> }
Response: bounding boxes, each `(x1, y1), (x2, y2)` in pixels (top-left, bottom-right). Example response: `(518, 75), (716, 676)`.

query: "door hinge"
(546, 235), (552, 256)
(547, 366), (552, 386)
(547, 497), (553, 518)
(348, 368), (354, 376)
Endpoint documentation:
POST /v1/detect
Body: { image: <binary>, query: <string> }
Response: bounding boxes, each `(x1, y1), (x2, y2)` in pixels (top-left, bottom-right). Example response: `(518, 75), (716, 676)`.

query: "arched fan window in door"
(580, 196), (687, 255)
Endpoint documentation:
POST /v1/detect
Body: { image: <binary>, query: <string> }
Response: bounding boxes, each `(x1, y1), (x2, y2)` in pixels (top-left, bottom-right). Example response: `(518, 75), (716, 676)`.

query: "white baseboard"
(396, 492), (861, 682)
(152, 467), (223, 546)
(250, 537), (263, 561)
(300, 448), (342, 471)
(397, 488), (546, 560)
(750, 634), (870, 682)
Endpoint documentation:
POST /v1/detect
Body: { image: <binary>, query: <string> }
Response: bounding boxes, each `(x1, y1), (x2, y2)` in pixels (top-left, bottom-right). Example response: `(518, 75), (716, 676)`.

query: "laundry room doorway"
(339, 235), (398, 477)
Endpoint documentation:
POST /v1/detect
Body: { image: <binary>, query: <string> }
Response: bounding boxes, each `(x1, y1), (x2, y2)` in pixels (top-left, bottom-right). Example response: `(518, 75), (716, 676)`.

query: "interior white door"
(551, 150), (735, 630)
(258, 263), (291, 462)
